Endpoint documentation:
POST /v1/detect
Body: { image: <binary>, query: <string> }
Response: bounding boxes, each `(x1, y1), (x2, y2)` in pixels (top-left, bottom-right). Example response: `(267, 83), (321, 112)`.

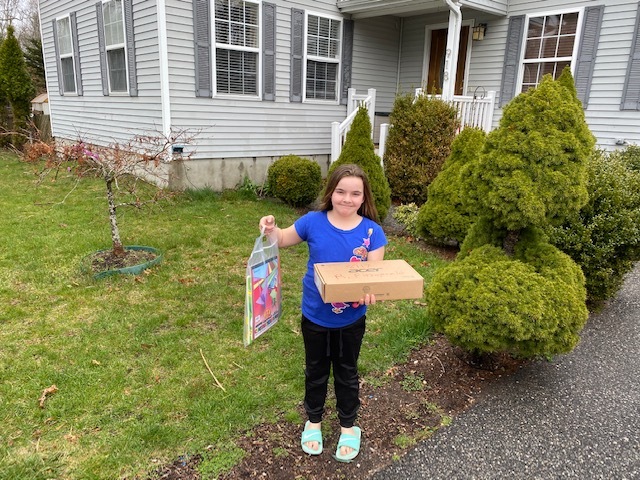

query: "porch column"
(441, 0), (462, 101)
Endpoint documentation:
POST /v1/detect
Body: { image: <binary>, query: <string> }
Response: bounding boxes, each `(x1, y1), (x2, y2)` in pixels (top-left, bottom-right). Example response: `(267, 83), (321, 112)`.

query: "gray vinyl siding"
(350, 16), (400, 114)
(40, 0), (162, 146)
(166, 0), (350, 159)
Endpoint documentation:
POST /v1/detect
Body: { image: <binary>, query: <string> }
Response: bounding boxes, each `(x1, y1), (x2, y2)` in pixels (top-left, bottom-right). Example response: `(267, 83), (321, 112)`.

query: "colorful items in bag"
(244, 230), (281, 346)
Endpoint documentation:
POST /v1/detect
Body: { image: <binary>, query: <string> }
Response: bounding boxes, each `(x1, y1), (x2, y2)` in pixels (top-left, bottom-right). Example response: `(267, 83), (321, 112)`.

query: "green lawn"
(0, 154), (449, 479)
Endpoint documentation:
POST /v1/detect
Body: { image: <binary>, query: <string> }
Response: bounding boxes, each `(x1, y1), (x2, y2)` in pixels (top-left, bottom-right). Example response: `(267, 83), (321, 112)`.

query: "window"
(56, 17), (76, 93)
(214, 0), (260, 96)
(305, 14), (341, 101)
(520, 11), (580, 93)
(102, 0), (127, 93)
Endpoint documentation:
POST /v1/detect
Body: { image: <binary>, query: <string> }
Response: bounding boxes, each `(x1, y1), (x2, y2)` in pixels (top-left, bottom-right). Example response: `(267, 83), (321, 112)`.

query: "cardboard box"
(314, 259), (424, 303)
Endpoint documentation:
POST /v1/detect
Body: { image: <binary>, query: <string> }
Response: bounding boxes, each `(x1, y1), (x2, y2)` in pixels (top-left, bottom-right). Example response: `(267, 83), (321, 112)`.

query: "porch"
(331, 88), (496, 162)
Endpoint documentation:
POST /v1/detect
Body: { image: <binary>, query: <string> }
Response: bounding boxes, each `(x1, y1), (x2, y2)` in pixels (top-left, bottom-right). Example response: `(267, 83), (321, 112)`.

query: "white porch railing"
(331, 88), (376, 163)
(378, 88), (496, 162)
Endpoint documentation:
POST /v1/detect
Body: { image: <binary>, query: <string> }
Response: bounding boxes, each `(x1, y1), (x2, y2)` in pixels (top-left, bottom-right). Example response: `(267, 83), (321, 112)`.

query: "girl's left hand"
(359, 294), (376, 306)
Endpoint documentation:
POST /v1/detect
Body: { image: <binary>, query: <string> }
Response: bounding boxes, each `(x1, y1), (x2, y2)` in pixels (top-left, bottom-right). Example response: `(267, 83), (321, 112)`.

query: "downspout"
(38, 1), (56, 137)
(156, 0), (172, 139)
(396, 17), (404, 93)
(441, 0), (462, 101)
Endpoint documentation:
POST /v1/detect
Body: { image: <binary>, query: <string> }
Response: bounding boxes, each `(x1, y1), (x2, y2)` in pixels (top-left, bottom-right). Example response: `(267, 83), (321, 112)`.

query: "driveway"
(372, 263), (640, 480)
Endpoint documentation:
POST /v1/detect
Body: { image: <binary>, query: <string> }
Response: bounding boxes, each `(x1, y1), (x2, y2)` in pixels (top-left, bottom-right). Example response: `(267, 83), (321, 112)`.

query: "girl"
(259, 164), (387, 462)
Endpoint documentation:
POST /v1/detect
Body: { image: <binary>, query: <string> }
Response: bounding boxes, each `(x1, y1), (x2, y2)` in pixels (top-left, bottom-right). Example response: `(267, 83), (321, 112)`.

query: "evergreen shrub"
(427, 69), (594, 359)
(391, 203), (420, 236)
(417, 127), (486, 244)
(427, 232), (587, 357)
(329, 106), (391, 221)
(462, 70), (594, 232)
(548, 147), (640, 304)
(383, 93), (460, 204)
(267, 155), (322, 207)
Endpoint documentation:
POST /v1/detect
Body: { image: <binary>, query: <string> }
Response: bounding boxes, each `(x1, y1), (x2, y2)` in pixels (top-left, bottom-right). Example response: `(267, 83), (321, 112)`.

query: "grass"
(0, 153), (450, 479)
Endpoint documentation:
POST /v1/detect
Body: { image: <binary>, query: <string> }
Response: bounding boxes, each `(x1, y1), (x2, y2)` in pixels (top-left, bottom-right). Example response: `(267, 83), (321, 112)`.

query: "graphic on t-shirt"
(331, 227), (375, 314)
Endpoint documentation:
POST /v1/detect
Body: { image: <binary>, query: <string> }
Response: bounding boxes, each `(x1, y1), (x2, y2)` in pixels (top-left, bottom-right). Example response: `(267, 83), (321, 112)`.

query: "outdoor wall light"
(473, 23), (487, 41)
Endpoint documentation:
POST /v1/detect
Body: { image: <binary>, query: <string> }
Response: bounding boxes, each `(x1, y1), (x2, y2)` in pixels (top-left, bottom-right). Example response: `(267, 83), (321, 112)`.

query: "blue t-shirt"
(294, 211), (388, 328)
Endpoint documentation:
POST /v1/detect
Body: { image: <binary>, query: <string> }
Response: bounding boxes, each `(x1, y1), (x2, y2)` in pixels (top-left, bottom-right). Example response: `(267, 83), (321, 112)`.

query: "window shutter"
(70, 12), (83, 96)
(340, 19), (354, 106)
(290, 8), (304, 103)
(574, 5), (604, 108)
(499, 15), (525, 107)
(52, 20), (64, 96)
(123, 0), (137, 96)
(96, 2), (109, 96)
(193, 0), (211, 97)
(262, 2), (276, 101)
(622, 3), (640, 110)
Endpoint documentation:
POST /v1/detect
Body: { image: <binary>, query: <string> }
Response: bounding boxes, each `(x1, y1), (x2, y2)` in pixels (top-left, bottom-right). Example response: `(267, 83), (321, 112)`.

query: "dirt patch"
(87, 249), (157, 272)
(151, 335), (525, 480)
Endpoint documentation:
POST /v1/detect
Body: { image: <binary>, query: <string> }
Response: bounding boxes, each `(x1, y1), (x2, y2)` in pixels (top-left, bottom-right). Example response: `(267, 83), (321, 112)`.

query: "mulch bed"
(149, 335), (525, 480)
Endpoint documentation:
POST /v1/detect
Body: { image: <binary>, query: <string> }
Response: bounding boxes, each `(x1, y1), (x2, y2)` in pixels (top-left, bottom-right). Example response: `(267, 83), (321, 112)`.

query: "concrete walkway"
(373, 263), (640, 480)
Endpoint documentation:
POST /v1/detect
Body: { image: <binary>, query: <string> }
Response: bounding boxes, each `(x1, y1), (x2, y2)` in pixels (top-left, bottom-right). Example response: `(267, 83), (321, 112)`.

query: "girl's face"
(331, 176), (365, 217)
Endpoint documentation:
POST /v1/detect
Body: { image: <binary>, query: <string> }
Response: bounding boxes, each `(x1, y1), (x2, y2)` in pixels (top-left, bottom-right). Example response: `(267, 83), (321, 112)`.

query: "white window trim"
(211, 0), (262, 99)
(102, 0), (130, 95)
(515, 7), (585, 96)
(56, 14), (77, 95)
(303, 10), (342, 105)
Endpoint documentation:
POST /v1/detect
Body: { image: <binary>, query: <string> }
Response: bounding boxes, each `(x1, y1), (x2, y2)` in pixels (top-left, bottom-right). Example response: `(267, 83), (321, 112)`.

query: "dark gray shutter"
(123, 0), (137, 96)
(52, 20), (64, 96)
(574, 5), (604, 108)
(499, 15), (525, 107)
(290, 8), (304, 102)
(262, 2), (276, 101)
(70, 12), (83, 96)
(96, 2), (109, 96)
(193, 0), (211, 97)
(622, 3), (640, 110)
(340, 19), (354, 105)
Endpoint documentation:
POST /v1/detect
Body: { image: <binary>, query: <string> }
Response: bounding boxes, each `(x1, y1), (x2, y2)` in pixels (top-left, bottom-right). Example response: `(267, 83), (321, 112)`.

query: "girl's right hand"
(259, 215), (276, 235)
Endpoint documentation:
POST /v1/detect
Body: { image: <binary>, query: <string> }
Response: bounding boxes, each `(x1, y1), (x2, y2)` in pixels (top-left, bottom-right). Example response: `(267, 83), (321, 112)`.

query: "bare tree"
(23, 129), (197, 261)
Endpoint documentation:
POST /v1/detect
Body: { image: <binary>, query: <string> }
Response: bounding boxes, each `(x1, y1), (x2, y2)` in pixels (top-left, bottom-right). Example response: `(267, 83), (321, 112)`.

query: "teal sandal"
(334, 426), (361, 463)
(301, 421), (323, 455)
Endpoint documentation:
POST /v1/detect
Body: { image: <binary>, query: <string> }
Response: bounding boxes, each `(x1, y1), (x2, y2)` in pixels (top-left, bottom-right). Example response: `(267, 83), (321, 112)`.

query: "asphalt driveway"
(373, 263), (640, 480)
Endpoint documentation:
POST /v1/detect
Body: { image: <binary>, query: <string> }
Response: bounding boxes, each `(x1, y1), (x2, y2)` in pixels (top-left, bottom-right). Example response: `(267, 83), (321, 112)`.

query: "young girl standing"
(259, 164), (387, 462)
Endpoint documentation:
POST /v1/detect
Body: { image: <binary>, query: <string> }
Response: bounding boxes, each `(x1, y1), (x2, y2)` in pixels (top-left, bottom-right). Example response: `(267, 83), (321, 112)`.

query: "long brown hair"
(318, 164), (379, 223)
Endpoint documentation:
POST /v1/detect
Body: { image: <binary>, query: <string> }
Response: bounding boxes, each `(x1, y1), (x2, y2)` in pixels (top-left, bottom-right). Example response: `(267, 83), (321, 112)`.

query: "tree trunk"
(106, 177), (125, 257)
(503, 230), (520, 257)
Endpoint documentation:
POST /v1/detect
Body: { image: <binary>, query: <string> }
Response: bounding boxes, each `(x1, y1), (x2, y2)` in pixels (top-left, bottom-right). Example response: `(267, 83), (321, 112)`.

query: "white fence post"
(331, 121), (340, 163)
(379, 123), (389, 166)
(367, 88), (376, 139)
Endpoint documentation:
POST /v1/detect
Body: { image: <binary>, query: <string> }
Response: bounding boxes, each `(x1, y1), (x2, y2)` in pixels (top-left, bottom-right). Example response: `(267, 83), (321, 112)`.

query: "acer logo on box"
(314, 260), (424, 303)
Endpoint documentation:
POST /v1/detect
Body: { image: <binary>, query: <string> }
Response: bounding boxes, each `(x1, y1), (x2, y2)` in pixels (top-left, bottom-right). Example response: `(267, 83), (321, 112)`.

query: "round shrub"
(547, 147), (640, 304)
(383, 93), (460, 205)
(330, 106), (391, 221)
(427, 237), (587, 358)
(267, 155), (322, 207)
(417, 127), (486, 244)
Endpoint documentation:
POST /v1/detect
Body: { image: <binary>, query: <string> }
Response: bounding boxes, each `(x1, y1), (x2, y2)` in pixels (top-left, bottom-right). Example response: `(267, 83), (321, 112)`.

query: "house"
(38, 0), (640, 190)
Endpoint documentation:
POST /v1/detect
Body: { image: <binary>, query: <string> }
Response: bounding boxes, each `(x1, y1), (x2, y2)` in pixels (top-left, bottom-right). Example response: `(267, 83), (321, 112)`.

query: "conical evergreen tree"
(329, 106), (391, 221)
(0, 25), (35, 146)
(426, 69), (595, 358)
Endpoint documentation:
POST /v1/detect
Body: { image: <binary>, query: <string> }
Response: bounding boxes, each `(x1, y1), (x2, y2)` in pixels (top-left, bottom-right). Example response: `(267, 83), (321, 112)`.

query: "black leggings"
(301, 314), (366, 428)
